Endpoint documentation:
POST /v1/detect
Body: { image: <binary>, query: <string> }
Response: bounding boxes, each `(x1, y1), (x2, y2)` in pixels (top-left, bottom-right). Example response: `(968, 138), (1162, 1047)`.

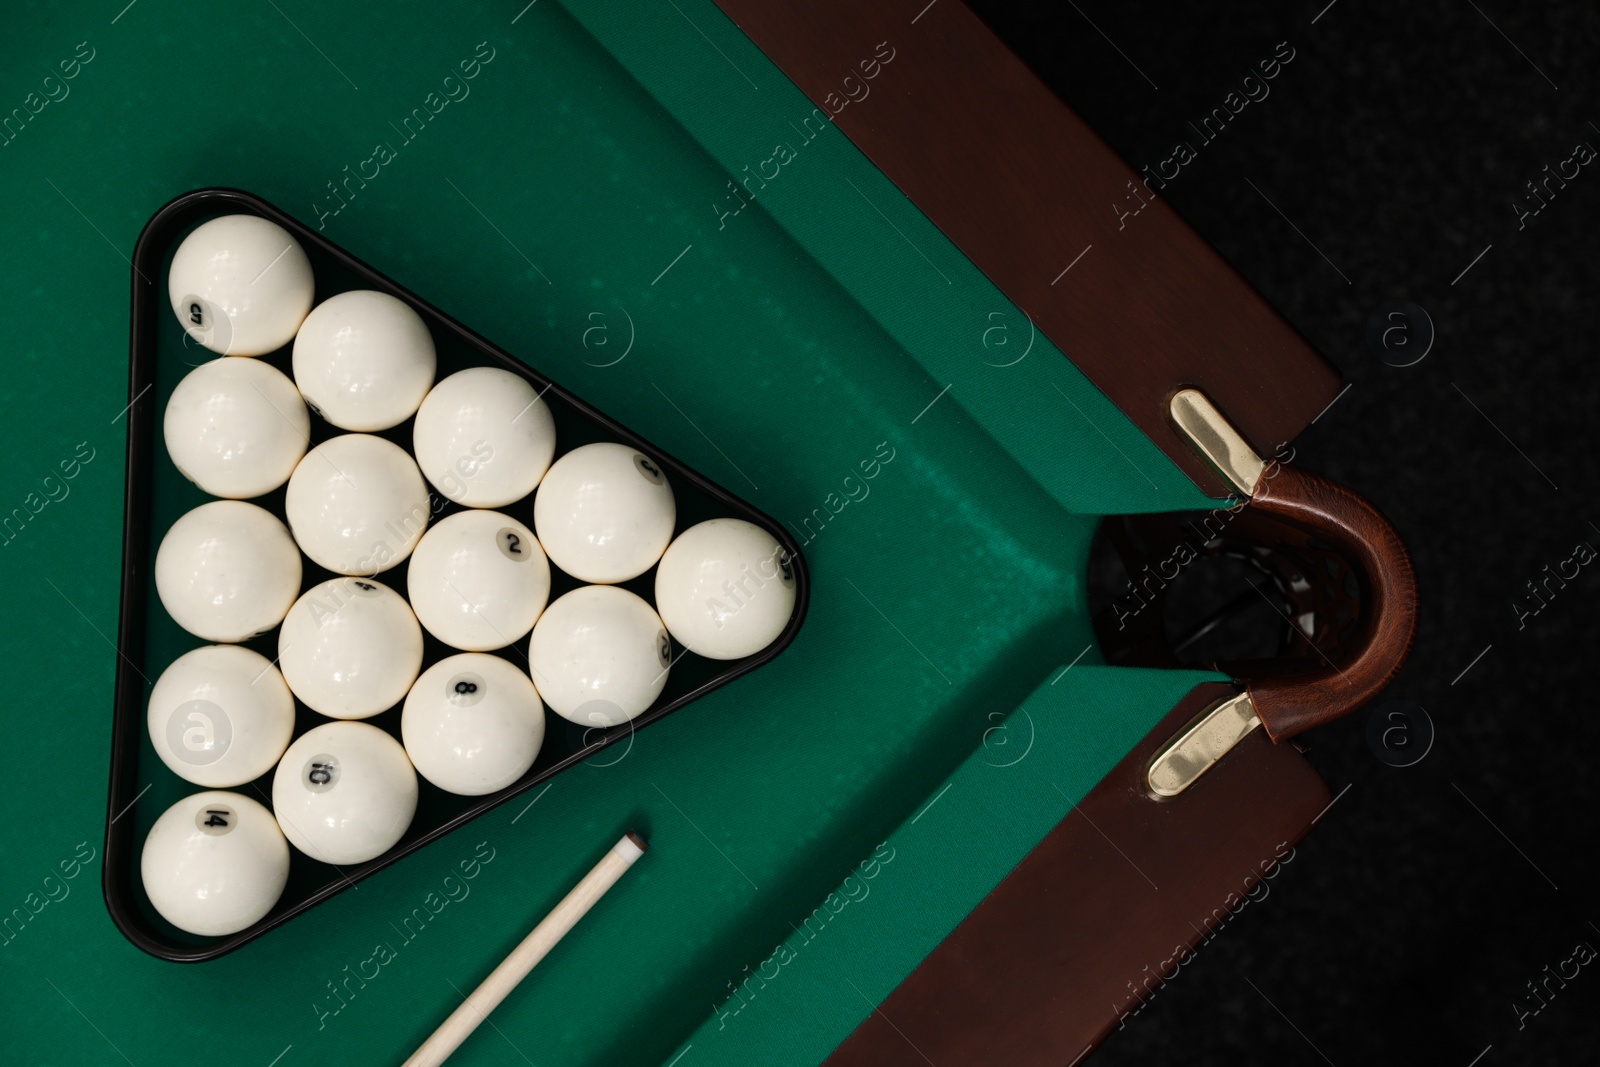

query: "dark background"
(967, 1), (1599, 1064)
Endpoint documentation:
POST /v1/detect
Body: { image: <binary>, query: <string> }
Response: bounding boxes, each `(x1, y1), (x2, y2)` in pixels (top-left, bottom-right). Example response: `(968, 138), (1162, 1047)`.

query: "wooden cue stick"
(402, 831), (648, 1067)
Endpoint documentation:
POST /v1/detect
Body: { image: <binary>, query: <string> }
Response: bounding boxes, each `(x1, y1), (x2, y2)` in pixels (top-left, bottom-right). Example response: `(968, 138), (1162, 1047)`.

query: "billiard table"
(0, 1), (1412, 1064)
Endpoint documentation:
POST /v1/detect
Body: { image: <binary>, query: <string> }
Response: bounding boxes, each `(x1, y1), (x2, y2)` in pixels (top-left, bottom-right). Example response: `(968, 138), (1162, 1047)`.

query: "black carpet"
(966, 1), (1600, 1063)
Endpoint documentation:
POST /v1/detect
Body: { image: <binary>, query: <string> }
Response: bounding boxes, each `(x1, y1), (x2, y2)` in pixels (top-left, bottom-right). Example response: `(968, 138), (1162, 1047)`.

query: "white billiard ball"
(140, 791), (289, 936)
(155, 501), (302, 642)
(412, 367), (556, 507)
(272, 721), (418, 865)
(406, 510), (549, 651)
(532, 442), (676, 584)
(402, 653), (546, 795)
(277, 577), (423, 719)
(528, 586), (671, 727)
(292, 290), (437, 432)
(654, 519), (797, 660)
(147, 646), (295, 788)
(163, 356), (309, 498)
(167, 214), (315, 356)
(284, 434), (431, 575)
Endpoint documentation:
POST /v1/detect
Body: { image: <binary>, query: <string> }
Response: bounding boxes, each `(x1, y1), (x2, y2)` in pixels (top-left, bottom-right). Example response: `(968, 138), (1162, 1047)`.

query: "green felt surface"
(669, 665), (1224, 1067)
(0, 1), (1226, 1065)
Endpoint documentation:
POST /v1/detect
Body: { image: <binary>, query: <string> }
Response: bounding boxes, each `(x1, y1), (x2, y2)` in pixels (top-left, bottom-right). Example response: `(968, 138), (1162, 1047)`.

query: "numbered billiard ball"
(406, 510), (550, 651)
(277, 577), (423, 719)
(528, 585), (671, 727)
(272, 721), (418, 865)
(292, 290), (437, 432)
(140, 791), (289, 936)
(163, 356), (309, 499)
(411, 367), (556, 507)
(147, 645), (295, 788)
(155, 500), (301, 642)
(167, 214), (314, 356)
(654, 519), (797, 660)
(532, 442), (676, 584)
(284, 433), (431, 575)
(402, 653), (546, 796)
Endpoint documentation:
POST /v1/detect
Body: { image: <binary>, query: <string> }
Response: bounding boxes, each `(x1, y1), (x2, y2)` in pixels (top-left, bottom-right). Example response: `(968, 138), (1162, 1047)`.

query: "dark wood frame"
(712, 0), (1342, 499)
(706, 2), (1413, 1063)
